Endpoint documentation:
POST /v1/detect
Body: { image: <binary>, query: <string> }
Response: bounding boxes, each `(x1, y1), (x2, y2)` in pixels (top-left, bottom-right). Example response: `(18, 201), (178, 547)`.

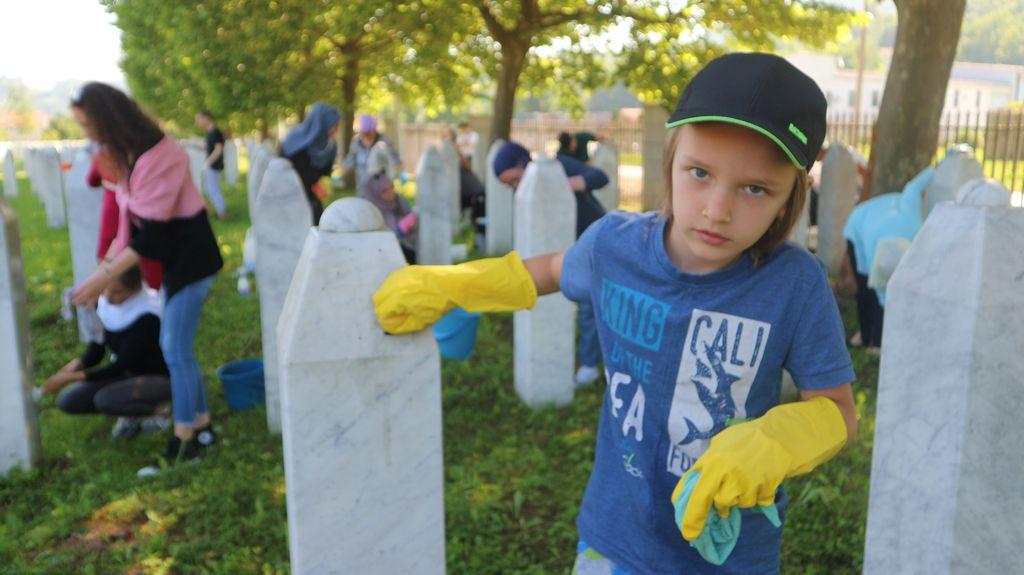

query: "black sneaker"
(136, 435), (201, 478)
(194, 424), (217, 451)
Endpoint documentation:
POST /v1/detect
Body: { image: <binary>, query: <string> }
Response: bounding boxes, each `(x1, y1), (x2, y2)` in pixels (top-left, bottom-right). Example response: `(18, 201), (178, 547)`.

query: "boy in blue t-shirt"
(374, 53), (857, 574)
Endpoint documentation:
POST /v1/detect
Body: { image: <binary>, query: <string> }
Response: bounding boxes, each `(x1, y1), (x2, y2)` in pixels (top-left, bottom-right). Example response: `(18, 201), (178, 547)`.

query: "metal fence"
(396, 107), (1024, 212)
(827, 108), (1024, 194)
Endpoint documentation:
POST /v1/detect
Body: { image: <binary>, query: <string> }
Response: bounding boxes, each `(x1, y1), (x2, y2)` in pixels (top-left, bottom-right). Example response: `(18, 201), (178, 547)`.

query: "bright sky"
(0, 0), (124, 90)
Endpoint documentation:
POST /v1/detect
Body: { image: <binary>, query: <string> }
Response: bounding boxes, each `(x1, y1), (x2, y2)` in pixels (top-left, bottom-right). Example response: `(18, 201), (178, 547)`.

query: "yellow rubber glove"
(373, 251), (538, 334)
(671, 396), (847, 541)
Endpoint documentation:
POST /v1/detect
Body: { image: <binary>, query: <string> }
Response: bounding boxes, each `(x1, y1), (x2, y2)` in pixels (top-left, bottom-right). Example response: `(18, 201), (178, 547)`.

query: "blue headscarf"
(492, 142), (532, 176)
(281, 103), (341, 168)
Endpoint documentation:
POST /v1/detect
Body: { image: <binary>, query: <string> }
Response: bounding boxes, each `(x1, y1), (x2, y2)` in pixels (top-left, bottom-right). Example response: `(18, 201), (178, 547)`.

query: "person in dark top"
(493, 141), (609, 237)
(557, 131), (600, 163)
(196, 110), (226, 219)
(492, 141), (609, 386)
(280, 103), (341, 225)
(70, 82), (224, 476)
(44, 266), (171, 439)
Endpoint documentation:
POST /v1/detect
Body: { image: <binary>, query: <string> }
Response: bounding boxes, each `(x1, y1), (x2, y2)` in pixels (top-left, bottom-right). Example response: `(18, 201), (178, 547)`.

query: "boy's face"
(666, 123), (796, 274)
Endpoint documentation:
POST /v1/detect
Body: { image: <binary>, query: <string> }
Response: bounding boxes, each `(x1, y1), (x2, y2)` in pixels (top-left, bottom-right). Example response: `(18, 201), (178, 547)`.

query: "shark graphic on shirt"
(665, 310), (771, 476)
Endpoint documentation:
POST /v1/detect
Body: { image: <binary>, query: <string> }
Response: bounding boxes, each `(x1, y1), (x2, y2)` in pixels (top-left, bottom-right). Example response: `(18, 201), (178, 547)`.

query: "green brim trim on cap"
(665, 115), (805, 169)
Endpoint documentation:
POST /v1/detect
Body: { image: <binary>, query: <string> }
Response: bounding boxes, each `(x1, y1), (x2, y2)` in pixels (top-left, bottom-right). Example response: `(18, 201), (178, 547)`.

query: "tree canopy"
(104, 0), (853, 140)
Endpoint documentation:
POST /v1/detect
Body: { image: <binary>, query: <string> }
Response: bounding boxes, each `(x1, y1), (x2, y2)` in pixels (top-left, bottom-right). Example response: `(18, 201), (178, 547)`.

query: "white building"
(788, 51), (1024, 122)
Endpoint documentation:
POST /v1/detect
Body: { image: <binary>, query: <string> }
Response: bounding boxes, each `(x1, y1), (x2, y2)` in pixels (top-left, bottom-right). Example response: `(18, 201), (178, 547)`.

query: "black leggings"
(57, 375), (172, 416)
(847, 240), (884, 348)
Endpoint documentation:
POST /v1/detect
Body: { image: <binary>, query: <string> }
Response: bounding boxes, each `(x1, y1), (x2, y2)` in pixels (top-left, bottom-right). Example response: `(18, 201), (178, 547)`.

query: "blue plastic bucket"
(217, 359), (265, 410)
(432, 307), (481, 360)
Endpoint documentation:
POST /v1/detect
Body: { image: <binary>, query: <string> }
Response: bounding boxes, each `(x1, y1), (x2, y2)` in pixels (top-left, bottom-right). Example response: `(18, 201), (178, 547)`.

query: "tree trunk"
(869, 0), (966, 197)
(489, 40), (529, 145)
(340, 56), (360, 158)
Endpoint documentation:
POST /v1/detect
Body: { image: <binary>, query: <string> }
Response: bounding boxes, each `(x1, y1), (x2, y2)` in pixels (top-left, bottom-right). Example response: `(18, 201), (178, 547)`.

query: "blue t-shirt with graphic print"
(561, 211), (855, 575)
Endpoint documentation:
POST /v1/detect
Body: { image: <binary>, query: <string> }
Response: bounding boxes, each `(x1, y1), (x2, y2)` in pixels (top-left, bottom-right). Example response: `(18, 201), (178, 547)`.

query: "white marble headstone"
(439, 139), (462, 234)
(186, 145), (205, 193)
(1, 147), (17, 197)
(37, 147), (66, 228)
(254, 158), (311, 433)
(863, 202), (1024, 574)
(956, 178), (1011, 208)
(591, 141), (620, 211)
(514, 158), (576, 408)
(923, 151), (984, 217)
(277, 198), (445, 574)
(65, 148), (105, 343)
(415, 146), (452, 265)
(247, 146), (273, 222)
(224, 139), (239, 186)
(59, 145), (80, 188)
(485, 139), (514, 255)
(24, 148), (41, 197)
(0, 196), (40, 475)
(816, 144), (858, 274)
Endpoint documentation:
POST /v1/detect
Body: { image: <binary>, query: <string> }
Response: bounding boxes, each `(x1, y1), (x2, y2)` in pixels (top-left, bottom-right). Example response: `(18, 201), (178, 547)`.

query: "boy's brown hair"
(660, 127), (809, 264)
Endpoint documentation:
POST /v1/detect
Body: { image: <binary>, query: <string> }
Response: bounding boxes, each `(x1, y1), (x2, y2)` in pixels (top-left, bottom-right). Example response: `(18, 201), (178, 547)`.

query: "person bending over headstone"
(557, 131), (604, 164)
(364, 170), (418, 264)
(90, 146), (164, 291)
(280, 103), (342, 225)
(493, 140), (608, 385)
(44, 266), (171, 439)
(70, 82), (224, 477)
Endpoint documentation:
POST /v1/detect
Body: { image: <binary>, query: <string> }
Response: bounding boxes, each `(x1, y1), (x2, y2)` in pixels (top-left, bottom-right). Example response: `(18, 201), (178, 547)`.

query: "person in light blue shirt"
(843, 165), (933, 349)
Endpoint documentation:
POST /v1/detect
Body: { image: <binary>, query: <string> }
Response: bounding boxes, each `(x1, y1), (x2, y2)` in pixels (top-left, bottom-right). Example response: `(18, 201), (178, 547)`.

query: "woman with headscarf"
(69, 82), (223, 476)
(342, 114), (403, 197)
(364, 170), (417, 264)
(280, 103), (341, 225)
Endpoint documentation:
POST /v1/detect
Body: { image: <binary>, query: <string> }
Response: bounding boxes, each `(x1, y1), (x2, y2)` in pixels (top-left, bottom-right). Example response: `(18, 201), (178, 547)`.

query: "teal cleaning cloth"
(672, 471), (782, 566)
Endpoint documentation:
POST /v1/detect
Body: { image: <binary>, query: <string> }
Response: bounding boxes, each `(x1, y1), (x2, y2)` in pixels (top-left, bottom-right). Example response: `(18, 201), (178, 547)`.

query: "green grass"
(0, 163), (879, 574)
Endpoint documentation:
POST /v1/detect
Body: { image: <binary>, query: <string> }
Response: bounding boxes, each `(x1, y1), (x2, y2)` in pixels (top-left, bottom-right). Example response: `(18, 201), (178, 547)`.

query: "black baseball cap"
(666, 52), (827, 170)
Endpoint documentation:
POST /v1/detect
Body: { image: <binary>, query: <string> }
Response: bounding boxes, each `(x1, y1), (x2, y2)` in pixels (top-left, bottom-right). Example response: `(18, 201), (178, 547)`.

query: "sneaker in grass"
(575, 365), (601, 386)
(194, 425), (217, 451)
(139, 414), (171, 435)
(137, 435), (201, 478)
(111, 417), (141, 440)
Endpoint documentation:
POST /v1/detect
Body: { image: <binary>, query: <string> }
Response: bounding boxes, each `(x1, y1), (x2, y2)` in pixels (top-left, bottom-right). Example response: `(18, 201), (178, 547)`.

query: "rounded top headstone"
(319, 197), (386, 233)
(955, 178), (1011, 207)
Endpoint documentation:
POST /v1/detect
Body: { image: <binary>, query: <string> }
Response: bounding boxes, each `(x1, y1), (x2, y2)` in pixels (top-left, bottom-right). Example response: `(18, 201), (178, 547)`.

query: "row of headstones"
(245, 136), (592, 434)
(4, 135), (1016, 569)
(0, 136), (248, 475)
(2, 145), (71, 228)
(0, 145), (103, 343)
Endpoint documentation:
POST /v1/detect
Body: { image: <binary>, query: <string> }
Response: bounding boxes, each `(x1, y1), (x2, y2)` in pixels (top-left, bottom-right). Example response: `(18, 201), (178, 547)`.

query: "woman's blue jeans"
(161, 275), (215, 425)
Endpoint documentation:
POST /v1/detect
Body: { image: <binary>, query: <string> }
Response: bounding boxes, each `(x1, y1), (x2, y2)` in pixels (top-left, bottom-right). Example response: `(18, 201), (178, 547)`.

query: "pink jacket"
(113, 136), (207, 252)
